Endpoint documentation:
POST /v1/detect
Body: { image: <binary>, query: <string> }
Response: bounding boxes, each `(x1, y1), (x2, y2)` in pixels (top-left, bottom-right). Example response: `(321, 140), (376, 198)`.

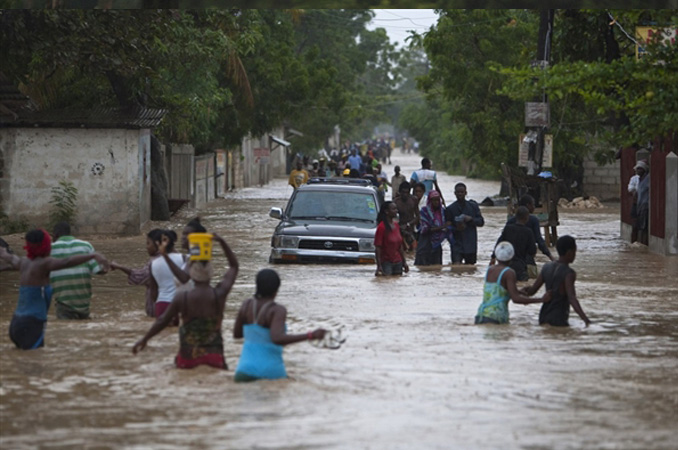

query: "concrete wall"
(582, 155), (621, 201)
(0, 127), (150, 235)
(649, 151), (678, 256)
(233, 128), (288, 189)
(194, 153), (216, 208)
(269, 127), (288, 177)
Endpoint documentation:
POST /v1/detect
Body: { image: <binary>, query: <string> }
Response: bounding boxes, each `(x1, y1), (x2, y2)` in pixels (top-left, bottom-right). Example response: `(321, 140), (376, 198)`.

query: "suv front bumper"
(269, 248), (375, 264)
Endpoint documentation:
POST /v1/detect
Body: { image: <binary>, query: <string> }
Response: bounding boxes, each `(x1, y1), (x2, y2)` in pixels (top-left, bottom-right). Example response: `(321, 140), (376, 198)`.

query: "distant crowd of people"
(289, 138), (414, 202)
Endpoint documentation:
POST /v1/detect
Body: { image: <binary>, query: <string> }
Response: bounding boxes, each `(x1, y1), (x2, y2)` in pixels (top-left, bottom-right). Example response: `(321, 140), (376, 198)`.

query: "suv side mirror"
(269, 207), (283, 220)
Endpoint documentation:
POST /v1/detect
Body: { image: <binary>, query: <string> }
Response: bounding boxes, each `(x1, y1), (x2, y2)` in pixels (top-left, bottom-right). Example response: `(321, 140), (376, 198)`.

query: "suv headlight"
(274, 235), (299, 248)
(359, 238), (375, 251)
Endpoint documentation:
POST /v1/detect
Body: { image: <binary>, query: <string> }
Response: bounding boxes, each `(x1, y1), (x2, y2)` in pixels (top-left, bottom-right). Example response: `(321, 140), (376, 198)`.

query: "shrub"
(48, 180), (78, 230)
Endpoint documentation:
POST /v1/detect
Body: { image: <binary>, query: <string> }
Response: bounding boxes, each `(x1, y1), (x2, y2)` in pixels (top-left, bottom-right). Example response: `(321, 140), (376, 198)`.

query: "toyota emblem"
(324, 241), (333, 249)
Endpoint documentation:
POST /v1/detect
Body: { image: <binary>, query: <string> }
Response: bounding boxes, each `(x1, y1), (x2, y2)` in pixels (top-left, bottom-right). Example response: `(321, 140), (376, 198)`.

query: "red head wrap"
(24, 229), (52, 259)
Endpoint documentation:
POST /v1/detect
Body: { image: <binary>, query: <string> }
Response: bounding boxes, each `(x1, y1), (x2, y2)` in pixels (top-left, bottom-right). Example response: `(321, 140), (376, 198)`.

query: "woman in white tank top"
(151, 230), (185, 322)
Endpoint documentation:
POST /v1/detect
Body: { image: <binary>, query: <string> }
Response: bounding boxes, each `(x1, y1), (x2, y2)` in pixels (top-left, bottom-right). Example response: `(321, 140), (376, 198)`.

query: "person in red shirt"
(374, 201), (409, 276)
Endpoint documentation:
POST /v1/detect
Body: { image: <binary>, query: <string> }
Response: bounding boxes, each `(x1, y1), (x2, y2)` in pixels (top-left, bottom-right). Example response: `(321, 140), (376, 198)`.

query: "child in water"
(475, 241), (551, 324)
(521, 235), (591, 327)
(132, 233), (238, 369)
(0, 229), (109, 349)
(233, 269), (327, 381)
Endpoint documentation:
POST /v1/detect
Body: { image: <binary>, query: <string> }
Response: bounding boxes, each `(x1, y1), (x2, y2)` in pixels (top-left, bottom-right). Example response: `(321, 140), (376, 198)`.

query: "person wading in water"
(132, 233), (238, 369)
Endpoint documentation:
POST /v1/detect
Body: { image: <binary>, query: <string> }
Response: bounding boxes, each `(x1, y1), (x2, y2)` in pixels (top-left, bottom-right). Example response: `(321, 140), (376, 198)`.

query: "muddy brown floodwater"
(1, 151), (677, 449)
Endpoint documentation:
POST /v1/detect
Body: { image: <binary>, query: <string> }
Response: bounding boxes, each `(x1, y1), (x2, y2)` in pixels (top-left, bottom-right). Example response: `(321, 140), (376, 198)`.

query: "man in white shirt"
(410, 157), (445, 205)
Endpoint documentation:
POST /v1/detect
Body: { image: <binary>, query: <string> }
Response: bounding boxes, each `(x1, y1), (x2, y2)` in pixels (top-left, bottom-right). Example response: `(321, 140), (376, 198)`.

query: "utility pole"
(526, 9), (554, 175)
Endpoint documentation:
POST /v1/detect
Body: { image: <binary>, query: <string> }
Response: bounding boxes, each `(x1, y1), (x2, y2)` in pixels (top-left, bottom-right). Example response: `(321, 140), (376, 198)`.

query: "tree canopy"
(398, 9), (677, 188)
(0, 9), (401, 154)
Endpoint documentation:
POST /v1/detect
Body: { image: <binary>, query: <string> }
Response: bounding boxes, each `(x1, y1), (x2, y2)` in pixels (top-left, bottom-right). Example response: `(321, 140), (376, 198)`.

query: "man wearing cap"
(317, 158), (328, 177)
(634, 159), (650, 245)
(288, 160), (309, 190)
(308, 159), (320, 177)
(628, 160), (643, 242)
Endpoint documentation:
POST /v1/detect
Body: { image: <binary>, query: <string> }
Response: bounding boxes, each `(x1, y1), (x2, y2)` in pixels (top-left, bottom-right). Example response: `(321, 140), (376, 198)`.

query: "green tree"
(0, 9), (260, 150)
(500, 9), (678, 155)
(401, 10), (538, 178)
(0, 9), (407, 156)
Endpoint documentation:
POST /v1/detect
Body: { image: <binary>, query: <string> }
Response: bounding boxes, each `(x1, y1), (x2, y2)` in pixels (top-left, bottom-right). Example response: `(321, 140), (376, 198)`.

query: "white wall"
(0, 127), (150, 235)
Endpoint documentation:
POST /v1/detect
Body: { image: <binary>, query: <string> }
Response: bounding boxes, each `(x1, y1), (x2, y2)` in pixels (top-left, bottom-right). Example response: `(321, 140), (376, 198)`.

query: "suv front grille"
(298, 240), (359, 252)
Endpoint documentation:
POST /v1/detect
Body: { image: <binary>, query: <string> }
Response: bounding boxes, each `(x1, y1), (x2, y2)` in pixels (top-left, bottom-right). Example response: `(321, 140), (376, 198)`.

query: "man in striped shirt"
(49, 222), (105, 319)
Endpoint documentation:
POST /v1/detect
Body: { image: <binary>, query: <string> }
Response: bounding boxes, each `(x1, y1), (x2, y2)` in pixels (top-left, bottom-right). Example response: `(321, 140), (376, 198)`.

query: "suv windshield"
(288, 191), (378, 223)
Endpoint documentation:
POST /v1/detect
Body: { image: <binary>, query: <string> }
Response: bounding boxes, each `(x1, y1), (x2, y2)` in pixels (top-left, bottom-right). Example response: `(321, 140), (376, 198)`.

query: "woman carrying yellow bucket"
(133, 232), (239, 370)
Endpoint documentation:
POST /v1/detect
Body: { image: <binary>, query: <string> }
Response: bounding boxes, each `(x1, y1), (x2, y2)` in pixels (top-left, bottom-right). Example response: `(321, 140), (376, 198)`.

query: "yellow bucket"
(188, 233), (213, 261)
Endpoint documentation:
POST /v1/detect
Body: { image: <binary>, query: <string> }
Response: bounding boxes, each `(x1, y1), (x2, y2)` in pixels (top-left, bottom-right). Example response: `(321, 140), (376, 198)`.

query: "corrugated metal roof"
(0, 105), (167, 129)
(0, 71), (166, 129)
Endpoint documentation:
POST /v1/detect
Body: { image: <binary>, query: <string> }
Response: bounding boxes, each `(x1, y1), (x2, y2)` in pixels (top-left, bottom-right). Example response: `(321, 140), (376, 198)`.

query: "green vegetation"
(48, 180), (79, 229)
(399, 9), (677, 185)
(0, 9), (401, 154)
(2, 1), (677, 8)
(499, 10), (678, 156)
(399, 10), (538, 179)
(2, 8), (675, 185)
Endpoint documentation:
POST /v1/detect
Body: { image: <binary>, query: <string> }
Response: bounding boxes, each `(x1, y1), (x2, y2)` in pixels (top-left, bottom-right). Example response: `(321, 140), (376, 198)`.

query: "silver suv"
(269, 179), (380, 263)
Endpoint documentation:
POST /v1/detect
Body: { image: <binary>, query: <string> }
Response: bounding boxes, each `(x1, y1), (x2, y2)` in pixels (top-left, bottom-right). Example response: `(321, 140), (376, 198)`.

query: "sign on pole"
(253, 147), (270, 165)
(525, 102), (550, 127)
(519, 133), (553, 168)
(543, 134), (553, 168)
(518, 134), (530, 167)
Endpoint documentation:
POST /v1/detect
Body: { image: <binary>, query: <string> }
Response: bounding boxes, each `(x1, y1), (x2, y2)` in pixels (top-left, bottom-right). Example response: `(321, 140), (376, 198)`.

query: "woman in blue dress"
(233, 269), (326, 381)
(475, 242), (551, 324)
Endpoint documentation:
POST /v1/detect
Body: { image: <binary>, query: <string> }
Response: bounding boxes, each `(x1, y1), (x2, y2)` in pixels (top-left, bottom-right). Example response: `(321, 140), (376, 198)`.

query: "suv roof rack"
(306, 177), (372, 186)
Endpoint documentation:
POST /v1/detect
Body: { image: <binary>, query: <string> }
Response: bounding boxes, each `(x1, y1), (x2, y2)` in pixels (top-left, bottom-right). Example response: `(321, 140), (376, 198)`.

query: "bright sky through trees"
(367, 9), (438, 48)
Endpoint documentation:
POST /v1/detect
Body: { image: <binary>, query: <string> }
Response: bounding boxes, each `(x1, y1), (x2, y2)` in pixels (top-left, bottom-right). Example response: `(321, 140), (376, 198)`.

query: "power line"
(372, 17), (439, 22)
(379, 9), (437, 27)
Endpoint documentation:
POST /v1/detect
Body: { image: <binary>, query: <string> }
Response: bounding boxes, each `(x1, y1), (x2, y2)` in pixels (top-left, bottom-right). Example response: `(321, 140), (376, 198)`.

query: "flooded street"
(1, 151), (677, 449)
